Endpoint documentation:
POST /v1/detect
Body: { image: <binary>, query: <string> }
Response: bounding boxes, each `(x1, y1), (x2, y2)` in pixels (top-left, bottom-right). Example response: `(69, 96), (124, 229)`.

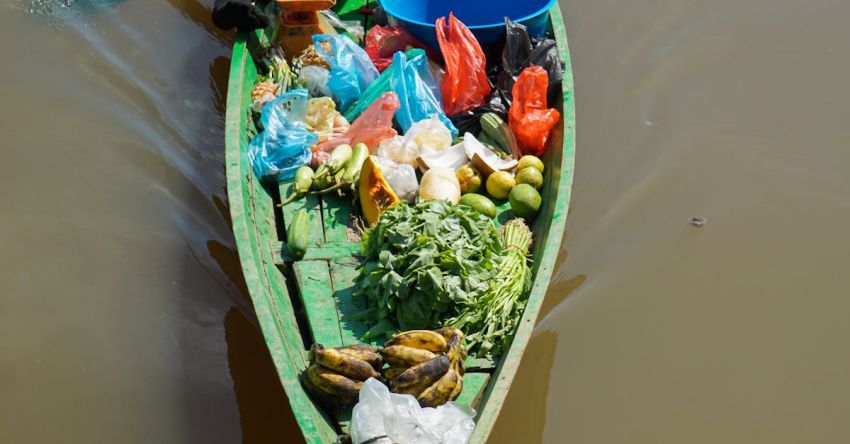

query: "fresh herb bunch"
(447, 219), (533, 357)
(354, 199), (501, 338)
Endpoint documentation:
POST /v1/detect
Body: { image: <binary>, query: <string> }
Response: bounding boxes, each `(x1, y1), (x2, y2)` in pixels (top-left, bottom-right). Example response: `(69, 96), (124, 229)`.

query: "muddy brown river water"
(2, 0), (849, 443)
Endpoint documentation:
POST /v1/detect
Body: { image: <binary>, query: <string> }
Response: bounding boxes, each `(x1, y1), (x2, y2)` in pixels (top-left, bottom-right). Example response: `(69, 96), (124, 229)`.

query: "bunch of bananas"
(302, 344), (383, 409)
(381, 328), (467, 408)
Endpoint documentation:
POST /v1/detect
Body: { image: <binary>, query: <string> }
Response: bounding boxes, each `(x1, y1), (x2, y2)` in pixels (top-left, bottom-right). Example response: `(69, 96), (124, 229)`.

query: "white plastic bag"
(351, 378), (476, 444)
(371, 156), (419, 202)
(407, 115), (453, 154)
(376, 116), (453, 167)
(376, 135), (419, 166)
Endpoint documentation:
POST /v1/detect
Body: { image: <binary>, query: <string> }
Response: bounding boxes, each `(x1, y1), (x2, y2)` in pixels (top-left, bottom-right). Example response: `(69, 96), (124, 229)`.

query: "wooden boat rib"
(225, 4), (575, 442)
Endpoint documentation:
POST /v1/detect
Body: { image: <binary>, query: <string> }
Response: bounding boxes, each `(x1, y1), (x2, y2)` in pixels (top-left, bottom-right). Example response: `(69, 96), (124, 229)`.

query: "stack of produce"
(245, 9), (563, 362)
(252, 47), (294, 108)
(381, 328), (466, 407)
(302, 343), (383, 409)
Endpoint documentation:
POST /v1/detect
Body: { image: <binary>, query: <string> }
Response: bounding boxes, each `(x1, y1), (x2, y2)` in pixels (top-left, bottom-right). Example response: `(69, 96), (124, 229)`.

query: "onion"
(419, 167), (461, 204)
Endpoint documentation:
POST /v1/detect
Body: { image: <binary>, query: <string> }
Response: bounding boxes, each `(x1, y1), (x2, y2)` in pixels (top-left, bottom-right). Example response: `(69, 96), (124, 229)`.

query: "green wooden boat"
(224, 3), (574, 442)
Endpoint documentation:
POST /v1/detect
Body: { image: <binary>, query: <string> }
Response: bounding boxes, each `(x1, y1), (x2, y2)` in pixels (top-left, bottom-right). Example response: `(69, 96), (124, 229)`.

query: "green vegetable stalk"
(448, 219), (533, 357)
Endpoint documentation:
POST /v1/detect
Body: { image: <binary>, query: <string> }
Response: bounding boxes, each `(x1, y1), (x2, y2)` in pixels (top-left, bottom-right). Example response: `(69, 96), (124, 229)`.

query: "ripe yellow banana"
(417, 367), (459, 408)
(383, 367), (407, 380)
(449, 368), (463, 400)
(337, 344), (383, 370)
(445, 332), (466, 375)
(303, 364), (362, 407)
(312, 344), (379, 381)
(385, 330), (448, 353)
(381, 345), (437, 368)
(391, 355), (450, 393)
(434, 327), (464, 343)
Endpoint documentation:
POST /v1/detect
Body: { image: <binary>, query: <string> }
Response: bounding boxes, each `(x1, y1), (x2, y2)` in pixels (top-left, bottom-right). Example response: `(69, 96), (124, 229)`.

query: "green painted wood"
(224, 30), (338, 443)
(272, 241), (361, 264)
(467, 6), (576, 443)
(321, 193), (354, 243)
(464, 356), (498, 372)
(293, 261), (345, 348)
(224, 3), (575, 441)
(279, 181), (325, 245)
(455, 372), (491, 410)
(328, 258), (371, 345)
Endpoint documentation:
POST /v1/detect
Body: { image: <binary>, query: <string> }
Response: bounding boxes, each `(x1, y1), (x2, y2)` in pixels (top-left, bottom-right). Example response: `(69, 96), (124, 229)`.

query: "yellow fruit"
(251, 81), (278, 104)
(455, 165), (482, 194)
(517, 155), (544, 173)
(486, 171), (516, 200)
(385, 330), (448, 353)
(515, 167), (544, 190)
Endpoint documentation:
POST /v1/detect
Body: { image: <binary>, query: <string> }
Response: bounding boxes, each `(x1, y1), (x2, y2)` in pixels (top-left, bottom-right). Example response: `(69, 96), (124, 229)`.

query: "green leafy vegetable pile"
(354, 200), (534, 358)
(355, 199), (500, 336)
(447, 219), (533, 357)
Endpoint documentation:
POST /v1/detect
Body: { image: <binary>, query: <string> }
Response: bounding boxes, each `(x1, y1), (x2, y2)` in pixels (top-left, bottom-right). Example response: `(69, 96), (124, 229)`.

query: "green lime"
(517, 155), (544, 174)
(515, 167), (544, 190)
(486, 171), (516, 200)
(509, 184), (542, 219)
(459, 193), (497, 218)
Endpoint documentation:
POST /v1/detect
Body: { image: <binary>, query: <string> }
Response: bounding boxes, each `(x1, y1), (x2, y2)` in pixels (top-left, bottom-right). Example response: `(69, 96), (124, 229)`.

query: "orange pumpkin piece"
(359, 156), (401, 225)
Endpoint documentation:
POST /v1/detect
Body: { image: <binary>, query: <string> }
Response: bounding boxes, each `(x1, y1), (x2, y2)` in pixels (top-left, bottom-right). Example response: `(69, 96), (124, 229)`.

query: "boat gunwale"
(467, 5), (575, 443)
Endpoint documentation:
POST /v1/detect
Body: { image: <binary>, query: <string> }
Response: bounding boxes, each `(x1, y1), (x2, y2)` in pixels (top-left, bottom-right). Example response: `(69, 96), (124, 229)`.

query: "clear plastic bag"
(351, 378), (475, 444)
(304, 97), (338, 143)
(371, 156), (419, 202)
(316, 91), (400, 155)
(297, 65), (331, 98)
(312, 34), (379, 111)
(376, 115), (453, 166)
(391, 51), (458, 138)
(319, 9), (365, 42)
(435, 13), (491, 116)
(509, 66), (560, 156)
(249, 89), (318, 181)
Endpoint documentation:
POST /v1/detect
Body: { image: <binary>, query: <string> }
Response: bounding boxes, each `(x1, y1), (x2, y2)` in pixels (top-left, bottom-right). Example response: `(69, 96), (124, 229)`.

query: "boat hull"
(224, 6), (575, 442)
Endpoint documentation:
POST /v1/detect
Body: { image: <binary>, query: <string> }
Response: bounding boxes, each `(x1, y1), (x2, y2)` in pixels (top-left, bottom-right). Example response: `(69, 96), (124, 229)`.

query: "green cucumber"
(286, 209), (310, 259)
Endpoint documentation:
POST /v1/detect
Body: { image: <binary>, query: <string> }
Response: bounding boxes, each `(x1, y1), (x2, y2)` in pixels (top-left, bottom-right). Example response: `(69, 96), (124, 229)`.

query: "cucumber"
(286, 209), (311, 259)
(458, 193), (497, 219)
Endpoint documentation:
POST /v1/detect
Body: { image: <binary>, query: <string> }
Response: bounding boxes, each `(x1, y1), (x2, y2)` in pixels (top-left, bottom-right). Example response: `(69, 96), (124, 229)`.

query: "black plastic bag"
(449, 88), (509, 135)
(526, 39), (564, 105)
(495, 18), (564, 106)
(496, 18), (533, 99)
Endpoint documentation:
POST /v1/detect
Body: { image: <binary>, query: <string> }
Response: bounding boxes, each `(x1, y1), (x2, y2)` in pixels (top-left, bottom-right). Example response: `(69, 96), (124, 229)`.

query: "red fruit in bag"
(509, 66), (560, 156)
(365, 25), (434, 72)
(435, 13), (491, 116)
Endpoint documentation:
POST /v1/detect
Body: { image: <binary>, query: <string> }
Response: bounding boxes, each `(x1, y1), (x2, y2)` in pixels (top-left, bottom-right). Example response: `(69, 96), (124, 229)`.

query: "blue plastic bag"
(389, 51), (458, 138)
(249, 89), (318, 182)
(313, 34), (379, 111)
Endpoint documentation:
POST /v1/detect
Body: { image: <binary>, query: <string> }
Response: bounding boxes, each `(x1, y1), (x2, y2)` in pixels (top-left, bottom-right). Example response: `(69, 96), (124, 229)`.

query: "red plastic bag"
(509, 66), (560, 156)
(435, 13), (491, 116)
(314, 91), (400, 164)
(365, 25), (433, 72)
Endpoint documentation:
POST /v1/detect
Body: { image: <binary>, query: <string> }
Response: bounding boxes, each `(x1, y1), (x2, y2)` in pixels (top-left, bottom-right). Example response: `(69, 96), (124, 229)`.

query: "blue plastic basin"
(379, 0), (557, 49)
